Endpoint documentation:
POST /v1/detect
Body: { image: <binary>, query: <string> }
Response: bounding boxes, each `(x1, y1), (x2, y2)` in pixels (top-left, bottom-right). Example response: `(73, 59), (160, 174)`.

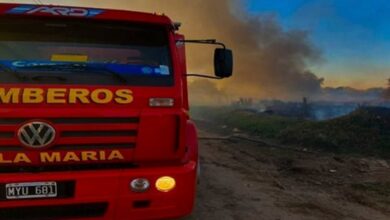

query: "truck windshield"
(0, 17), (173, 86)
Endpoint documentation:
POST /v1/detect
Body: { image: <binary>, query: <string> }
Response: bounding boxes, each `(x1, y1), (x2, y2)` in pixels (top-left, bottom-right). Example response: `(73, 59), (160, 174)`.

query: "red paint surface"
(0, 3), (197, 219)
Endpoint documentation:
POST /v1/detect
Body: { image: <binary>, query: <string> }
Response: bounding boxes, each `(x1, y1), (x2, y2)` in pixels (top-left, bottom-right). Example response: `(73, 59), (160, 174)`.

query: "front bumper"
(0, 161), (197, 220)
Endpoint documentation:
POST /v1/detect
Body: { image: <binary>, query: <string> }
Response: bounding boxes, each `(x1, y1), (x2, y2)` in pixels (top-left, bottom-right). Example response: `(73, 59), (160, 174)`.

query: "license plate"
(5, 182), (57, 200)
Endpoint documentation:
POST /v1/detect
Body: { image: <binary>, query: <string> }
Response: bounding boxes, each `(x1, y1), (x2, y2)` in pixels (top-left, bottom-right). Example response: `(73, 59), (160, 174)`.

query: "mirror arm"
(186, 74), (223, 79)
(177, 39), (226, 49)
(178, 39), (231, 79)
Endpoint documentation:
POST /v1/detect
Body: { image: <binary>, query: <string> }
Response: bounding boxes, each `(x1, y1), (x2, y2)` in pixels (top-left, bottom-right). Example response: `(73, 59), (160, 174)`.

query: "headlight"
(130, 178), (150, 193)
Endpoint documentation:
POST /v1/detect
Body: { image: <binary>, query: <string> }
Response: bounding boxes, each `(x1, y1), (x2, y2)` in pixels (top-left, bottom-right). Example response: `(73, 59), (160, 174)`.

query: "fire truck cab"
(0, 3), (233, 220)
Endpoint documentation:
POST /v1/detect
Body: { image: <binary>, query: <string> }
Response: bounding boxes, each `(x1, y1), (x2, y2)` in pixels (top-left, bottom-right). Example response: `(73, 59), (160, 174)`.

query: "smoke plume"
(188, 79), (229, 106)
(39, 0), (325, 101)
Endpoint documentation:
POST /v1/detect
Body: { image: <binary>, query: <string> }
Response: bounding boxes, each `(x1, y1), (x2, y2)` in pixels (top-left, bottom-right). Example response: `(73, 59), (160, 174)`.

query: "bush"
(279, 107), (390, 157)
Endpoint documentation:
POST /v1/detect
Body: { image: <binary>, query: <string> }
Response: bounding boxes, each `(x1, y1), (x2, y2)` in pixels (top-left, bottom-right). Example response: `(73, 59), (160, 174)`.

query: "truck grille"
(0, 117), (139, 150)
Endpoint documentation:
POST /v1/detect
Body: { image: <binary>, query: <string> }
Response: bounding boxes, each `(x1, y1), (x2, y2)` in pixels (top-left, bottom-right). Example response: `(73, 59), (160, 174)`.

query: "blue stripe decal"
(6, 5), (104, 17)
(7, 5), (36, 14)
(87, 9), (104, 17)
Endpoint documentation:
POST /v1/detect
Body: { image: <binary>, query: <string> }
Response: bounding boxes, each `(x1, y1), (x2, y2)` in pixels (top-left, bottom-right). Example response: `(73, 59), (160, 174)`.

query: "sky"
(245, 0), (390, 88)
(0, 0), (388, 89)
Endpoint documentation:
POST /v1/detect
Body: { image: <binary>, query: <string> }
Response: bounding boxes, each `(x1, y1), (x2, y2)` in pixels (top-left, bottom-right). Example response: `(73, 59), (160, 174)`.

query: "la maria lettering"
(0, 150), (125, 164)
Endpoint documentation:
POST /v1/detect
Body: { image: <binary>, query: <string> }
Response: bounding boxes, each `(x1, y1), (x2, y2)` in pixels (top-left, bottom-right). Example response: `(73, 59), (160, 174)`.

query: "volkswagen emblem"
(18, 122), (56, 149)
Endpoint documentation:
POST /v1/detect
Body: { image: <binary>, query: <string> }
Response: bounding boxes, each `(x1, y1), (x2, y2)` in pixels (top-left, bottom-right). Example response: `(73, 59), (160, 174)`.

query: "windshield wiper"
(18, 63), (128, 84)
(97, 67), (128, 84)
(0, 63), (26, 81)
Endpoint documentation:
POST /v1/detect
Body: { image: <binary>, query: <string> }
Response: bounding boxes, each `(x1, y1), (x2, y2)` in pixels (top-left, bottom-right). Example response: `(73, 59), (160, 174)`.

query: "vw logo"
(18, 122), (56, 149)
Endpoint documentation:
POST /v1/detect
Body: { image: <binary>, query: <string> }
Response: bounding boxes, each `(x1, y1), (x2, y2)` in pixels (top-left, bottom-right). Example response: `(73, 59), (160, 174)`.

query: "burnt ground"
(185, 121), (390, 220)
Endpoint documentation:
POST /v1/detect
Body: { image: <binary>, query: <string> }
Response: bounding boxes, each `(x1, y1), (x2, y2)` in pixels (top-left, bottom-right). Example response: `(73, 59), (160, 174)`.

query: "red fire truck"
(0, 3), (233, 220)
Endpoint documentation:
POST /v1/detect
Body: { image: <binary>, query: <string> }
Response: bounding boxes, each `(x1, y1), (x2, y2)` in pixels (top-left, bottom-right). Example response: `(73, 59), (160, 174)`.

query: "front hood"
(0, 84), (185, 170)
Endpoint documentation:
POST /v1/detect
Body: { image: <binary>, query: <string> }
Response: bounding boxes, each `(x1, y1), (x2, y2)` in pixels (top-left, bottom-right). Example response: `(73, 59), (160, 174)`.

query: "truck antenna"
(173, 22), (182, 31)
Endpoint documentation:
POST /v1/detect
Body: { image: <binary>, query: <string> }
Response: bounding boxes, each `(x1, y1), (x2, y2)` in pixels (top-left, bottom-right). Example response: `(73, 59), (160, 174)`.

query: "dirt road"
(186, 122), (390, 220)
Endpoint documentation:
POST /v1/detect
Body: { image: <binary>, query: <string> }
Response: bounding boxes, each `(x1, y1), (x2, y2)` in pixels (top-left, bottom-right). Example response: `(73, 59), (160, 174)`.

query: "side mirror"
(214, 48), (233, 78)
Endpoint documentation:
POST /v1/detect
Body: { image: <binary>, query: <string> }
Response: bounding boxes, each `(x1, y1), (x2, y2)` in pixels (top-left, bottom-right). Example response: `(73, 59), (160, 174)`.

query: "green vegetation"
(280, 108), (390, 156)
(191, 106), (390, 158)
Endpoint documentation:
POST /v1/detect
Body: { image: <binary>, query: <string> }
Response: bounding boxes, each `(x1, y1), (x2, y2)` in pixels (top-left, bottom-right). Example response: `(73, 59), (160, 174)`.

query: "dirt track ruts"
(185, 122), (390, 220)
